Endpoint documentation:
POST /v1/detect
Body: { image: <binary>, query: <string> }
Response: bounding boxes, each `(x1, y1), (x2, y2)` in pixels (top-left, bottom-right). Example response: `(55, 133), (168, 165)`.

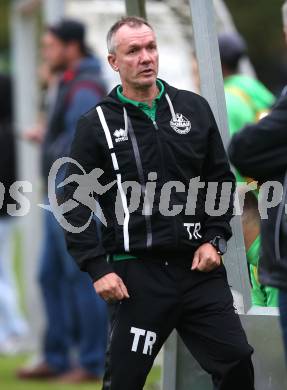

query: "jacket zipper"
(152, 120), (166, 179)
(152, 120), (179, 247)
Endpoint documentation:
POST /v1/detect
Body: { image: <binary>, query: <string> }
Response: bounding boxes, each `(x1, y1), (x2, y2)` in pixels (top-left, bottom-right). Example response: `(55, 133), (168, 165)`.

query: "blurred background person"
(24, 62), (58, 145)
(218, 32), (278, 308)
(219, 32), (275, 138)
(228, 0), (287, 360)
(0, 73), (29, 355)
(17, 19), (108, 383)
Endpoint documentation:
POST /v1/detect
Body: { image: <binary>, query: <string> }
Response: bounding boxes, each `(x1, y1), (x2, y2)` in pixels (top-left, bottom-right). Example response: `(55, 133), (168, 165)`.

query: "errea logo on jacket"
(113, 128), (128, 143)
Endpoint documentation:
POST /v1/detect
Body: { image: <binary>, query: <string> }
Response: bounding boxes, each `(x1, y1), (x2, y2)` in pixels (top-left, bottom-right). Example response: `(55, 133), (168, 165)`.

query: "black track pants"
(102, 258), (254, 390)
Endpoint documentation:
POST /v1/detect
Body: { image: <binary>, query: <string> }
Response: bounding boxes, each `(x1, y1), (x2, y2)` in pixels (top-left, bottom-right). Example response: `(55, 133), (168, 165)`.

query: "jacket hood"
(77, 55), (102, 75)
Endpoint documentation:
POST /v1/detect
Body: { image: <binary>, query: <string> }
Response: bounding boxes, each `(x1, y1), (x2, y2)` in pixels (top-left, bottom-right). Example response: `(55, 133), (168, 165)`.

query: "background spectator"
(219, 32), (278, 308)
(17, 19), (108, 383)
(0, 73), (29, 355)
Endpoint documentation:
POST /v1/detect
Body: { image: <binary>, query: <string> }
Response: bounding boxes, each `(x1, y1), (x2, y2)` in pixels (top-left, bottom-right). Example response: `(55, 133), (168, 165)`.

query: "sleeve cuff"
(202, 227), (231, 243)
(83, 256), (114, 282)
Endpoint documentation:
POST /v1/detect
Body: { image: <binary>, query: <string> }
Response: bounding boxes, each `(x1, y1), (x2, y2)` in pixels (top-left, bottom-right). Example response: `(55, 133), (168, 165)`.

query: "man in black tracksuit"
(63, 17), (254, 390)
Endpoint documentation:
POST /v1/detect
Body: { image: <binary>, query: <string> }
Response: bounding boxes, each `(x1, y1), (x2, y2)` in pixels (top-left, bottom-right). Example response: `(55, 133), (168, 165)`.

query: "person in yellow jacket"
(219, 32), (278, 307)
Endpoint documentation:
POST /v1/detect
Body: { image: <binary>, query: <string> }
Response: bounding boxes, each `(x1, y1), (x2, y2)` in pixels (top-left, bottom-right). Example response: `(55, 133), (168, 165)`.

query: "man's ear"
(108, 53), (119, 72)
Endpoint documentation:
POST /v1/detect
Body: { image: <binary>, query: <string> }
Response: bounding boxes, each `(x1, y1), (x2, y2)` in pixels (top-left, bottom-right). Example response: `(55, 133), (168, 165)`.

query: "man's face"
(108, 24), (159, 90)
(42, 32), (67, 72)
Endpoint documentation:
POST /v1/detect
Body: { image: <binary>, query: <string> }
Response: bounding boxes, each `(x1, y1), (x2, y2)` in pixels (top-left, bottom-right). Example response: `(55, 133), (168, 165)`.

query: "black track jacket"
(63, 80), (235, 281)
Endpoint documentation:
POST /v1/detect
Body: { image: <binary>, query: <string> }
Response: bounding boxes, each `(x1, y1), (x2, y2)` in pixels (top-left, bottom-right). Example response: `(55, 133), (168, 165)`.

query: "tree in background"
(226, 0), (287, 95)
(0, 0), (11, 71)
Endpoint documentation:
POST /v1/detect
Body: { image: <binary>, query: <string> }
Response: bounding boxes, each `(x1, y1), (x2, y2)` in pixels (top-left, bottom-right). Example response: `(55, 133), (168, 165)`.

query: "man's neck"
(122, 83), (159, 107)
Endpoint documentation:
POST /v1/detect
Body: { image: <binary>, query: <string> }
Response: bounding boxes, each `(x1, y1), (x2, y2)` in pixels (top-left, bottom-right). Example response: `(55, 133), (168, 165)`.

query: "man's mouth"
(140, 69), (154, 75)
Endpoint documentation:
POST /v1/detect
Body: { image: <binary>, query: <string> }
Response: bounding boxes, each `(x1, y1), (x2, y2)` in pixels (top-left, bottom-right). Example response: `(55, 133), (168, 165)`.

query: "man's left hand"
(191, 243), (221, 272)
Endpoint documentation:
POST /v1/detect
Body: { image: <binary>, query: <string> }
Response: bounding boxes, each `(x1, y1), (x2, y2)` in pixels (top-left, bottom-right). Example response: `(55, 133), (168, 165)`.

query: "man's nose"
(139, 49), (151, 63)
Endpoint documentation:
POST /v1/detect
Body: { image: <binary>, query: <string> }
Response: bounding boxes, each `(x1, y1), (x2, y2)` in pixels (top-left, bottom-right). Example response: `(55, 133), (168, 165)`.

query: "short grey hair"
(107, 16), (153, 54)
(282, 1), (287, 29)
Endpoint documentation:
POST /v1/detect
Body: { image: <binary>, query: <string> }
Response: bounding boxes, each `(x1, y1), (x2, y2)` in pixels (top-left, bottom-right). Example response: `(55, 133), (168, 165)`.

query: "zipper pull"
(153, 120), (159, 130)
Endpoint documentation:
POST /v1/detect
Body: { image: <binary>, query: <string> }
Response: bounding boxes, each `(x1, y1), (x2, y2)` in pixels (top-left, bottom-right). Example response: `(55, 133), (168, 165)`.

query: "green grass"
(0, 355), (161, 390)
(13, 229), (26, 316)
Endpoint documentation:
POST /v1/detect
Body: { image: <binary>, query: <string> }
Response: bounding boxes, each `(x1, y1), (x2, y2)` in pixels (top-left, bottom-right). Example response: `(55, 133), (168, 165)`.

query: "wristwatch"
(209, 236), (227, 255)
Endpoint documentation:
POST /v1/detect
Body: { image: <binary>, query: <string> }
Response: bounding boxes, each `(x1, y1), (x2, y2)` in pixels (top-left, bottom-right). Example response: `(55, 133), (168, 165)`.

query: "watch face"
(218, 238), (227, 254)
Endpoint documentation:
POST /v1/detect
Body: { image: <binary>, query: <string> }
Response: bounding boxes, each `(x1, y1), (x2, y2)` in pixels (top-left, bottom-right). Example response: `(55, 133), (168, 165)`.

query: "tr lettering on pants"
(130, 327), (157, 355)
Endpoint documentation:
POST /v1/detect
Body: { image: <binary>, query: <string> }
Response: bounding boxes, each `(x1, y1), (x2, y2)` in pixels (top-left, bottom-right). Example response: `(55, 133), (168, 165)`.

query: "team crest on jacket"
(170, 113), (191, 134)
(113, 128), (128, 143)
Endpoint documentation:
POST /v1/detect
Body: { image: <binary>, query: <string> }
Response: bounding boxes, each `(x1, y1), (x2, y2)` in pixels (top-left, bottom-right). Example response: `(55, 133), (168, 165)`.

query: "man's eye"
(149, 44), (157, 50)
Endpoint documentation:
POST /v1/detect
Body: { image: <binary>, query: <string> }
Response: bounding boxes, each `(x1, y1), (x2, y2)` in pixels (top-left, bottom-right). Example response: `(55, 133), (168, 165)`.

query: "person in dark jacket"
(17, 20), (108, 383)
(218, 32), (277, 307)
(228, 90), (287, 358)
(229, 1), (287, 360)
(63, 17), (254, 390)
(0, 74), (29, 353)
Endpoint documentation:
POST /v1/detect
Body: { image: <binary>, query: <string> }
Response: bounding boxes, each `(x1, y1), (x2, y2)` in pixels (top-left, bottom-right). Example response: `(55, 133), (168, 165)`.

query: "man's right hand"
(93, 272), (130, 302)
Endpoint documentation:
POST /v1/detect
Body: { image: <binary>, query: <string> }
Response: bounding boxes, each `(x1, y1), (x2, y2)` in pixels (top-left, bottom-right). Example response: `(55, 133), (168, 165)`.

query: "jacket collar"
(101, 79), (178, 109)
